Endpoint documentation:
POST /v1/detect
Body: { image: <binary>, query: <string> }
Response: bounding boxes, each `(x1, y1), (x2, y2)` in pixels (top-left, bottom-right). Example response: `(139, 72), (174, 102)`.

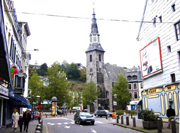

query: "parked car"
(82, 109), (88, 112)
(57, 110), (64, 115)
(33, 111), (39, 120)
(74, 112), (95, 125)
(94, 110), (112, 117)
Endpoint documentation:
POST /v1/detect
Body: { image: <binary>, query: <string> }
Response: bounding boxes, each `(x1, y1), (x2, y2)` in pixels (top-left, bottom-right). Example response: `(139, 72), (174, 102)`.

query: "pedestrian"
(166, 105), (175, 129)
(23, 109), (31, 132)
(18, 114), (23, 132)
(12, 109), (19, 132)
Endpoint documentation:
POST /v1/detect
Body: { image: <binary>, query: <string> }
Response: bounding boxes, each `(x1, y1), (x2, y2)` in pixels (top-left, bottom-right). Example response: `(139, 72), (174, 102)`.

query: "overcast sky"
(14, 0), (145, 68)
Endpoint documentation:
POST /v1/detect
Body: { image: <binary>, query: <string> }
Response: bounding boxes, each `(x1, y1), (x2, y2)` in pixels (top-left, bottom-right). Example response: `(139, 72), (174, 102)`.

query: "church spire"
(91, 8), (98, 34)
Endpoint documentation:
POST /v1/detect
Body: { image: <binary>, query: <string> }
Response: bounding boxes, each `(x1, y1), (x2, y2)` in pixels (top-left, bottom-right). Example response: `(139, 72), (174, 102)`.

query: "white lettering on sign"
(0, 85), (8, 96)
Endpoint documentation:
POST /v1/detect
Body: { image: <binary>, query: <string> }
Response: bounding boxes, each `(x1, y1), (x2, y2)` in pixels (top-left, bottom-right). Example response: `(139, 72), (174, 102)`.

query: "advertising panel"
(52, 102), (55, 115)
(140, 37), (162, 78)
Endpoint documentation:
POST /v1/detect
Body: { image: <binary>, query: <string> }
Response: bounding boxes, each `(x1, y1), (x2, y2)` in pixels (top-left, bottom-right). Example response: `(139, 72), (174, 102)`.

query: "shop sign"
(146, 88), (156, 94)
(164, 84), (176, 91)
(0, 85), (8, 96)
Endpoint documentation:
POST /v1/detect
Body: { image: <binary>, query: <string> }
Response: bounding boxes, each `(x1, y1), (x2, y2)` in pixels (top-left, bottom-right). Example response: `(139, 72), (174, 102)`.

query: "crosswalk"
(47, 121), (103, 126)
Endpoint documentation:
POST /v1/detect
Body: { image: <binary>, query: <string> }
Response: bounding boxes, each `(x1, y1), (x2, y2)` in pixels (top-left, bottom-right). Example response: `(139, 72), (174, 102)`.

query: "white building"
(137, 0), (179, 123)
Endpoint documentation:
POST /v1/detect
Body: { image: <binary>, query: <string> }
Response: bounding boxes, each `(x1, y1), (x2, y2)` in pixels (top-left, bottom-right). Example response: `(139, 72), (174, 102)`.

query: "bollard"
(34, 130), (41, 133)
(157, 118), (162, 133)
(121, 115), (124, 124)
(126, 116), (129, 125)
(171, 119), (176, 133)
(133, 117), (136, 127)
(116, 115), (119, 123)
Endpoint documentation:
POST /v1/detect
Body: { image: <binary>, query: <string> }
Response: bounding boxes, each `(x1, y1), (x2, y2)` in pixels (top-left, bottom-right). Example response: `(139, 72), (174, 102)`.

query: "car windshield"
(80, 112), (92, 117)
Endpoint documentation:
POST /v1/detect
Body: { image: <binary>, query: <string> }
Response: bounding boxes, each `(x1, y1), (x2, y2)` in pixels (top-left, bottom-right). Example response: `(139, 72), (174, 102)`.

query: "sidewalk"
(111, 115), (179, 133)
(0, 119), (47, 133)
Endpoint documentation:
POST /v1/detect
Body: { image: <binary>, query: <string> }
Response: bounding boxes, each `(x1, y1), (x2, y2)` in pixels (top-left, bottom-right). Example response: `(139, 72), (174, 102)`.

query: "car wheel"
(100, 116), (102, 117)
(79, 120), (82, 125)
(91, 122), (94, 125)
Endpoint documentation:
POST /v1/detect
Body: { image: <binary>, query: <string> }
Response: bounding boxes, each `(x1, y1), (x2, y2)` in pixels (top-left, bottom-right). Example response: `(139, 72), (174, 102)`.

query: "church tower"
(85, 9), (106, 112)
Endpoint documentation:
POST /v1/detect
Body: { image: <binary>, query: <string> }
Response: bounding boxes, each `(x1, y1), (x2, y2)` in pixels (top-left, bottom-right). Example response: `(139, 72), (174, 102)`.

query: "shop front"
(141, 82), (179, 123)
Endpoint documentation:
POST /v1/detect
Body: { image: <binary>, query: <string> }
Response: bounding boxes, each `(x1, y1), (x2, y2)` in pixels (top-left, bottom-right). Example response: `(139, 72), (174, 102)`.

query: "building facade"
(125, 66), (142, 110)
(0, 0), (31, 128)
(137, 0), (179, 122)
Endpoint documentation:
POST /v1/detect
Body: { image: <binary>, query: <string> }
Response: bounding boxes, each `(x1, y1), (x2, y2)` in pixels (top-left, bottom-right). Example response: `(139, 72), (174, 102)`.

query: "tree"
(28, 72), (45, 105)
(82, 82), (100, 107)
(47, 62), (71, 107)
(66, 63), (80, 79)
(39, 63), (48, 76)
(112, 73), (131, 109)
(79, 68), (86, 82)
(59, 60), (69, 73)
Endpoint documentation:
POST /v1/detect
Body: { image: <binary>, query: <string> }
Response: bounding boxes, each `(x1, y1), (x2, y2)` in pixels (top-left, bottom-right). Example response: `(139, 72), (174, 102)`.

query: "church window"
(90, 68), (93, 72)
(99, 68), (101, 72)
(99, 54), (101, 61)
(98, 35), (100, 42)
(90, 55), (92, 62)
(132, 75), (137, 80)
(90, 35), (92, 42)
(93, 36), (96, 41)
(127, 75), (131, 80)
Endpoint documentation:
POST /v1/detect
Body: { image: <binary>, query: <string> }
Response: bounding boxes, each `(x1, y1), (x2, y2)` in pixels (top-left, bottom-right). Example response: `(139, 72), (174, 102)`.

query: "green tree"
(79, 68), (86, 82)
(59, 60), (69, 73)
(47, 62), (71, 107)
(82, 82), (100, 107)
(112, 73), (131, 109)
(66, 63), (80, 79)
(39, 63), (48, 76)
(28, 72), (45, 105)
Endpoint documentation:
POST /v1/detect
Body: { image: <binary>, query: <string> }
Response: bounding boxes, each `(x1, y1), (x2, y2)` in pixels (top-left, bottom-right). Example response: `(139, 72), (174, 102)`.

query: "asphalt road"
(44, 115), (140, 133)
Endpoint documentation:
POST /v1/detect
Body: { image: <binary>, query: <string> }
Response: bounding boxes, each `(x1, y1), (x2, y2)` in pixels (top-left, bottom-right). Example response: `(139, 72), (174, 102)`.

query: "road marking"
(58, 123), (62, 125)
(64, 122), (68, 124)
(51, 123), (55, 125)
(95, 121), (103, 123)
(91, 128), (97, 133)
(64, 125), (70, 128)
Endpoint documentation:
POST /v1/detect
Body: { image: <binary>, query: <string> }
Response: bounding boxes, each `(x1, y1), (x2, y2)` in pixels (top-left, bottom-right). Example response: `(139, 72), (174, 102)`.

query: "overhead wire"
(12, 11), (176, 24)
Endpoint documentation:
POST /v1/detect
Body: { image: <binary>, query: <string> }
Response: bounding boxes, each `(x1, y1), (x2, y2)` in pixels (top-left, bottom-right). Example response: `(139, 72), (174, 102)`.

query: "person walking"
(166, 105), (175, 129)
(12, 109), (19, 132)
(23, 109), (31, 132)
(18, 114), (23, 132)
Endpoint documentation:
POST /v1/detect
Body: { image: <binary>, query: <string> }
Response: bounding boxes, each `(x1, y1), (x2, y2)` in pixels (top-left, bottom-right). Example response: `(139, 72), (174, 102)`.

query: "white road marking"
(64, 125), (70, 128)
(58, 123), (62, 125)
(51, 123), (54, 125)
(95, 121), (103, 123)
(91, 128), (97, 133)
(64, 122), (68, 124)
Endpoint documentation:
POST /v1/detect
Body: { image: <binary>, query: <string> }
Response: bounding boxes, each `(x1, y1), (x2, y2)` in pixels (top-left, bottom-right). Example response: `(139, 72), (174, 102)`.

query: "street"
(44, 114), (140, 133)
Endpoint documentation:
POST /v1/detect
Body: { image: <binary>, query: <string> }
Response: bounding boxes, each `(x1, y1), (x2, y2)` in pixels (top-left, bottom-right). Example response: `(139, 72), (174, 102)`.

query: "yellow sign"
(164, 84), (176, 91)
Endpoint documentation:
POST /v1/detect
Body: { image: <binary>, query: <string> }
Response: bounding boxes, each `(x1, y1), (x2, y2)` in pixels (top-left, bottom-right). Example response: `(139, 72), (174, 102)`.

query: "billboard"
(140, 37), (162, 78)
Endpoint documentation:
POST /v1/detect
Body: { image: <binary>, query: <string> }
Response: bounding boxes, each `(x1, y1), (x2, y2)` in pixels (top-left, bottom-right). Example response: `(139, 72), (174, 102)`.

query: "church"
(85, 9), (126, 112)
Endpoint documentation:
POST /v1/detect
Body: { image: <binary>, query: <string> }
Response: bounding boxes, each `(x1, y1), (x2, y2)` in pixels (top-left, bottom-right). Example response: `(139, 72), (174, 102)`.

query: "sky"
(14, 0), (146, 68)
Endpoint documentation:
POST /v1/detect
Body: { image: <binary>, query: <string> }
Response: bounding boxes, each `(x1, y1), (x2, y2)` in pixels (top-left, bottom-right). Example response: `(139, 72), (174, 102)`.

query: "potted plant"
(140, 109), (159, 129)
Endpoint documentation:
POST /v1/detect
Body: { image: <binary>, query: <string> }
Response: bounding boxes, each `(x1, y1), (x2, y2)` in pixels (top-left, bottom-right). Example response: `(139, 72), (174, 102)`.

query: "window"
(90, 68), (93, 72)
(93, 36), (96, 41)
(167, 46), (171, 53)
(129, 84), (131, 89)
(134, 83), (137, 89)
(99, 68), (101, 72)
(159, 16), (162, 23)
(178, 51), (180, 69)
(132, 75), (137, 80)
(90, 35), (92, 42)
(99, 54), (101, 61)
(90, 55), (92, 62)
(98, 35), (100, 42)
(134, 92), (138, 99)
(127, 76), (131, 80)
(130, 93), (132, 98)
(171, 73), (176, 82)
(10, 37), (16, 63)
(174, 21), (180, 41)
(171, 4), (175, 12)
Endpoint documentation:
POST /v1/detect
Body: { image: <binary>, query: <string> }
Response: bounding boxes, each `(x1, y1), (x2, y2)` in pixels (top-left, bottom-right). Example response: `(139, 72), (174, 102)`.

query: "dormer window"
(99, 54), (101, 61)
(171, 4), (175, 12)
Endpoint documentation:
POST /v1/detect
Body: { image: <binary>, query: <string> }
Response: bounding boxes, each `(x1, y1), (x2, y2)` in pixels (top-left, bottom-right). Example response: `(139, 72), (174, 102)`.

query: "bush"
(130, 110), (137, 115)
(116, 110), (124, 115)
(140, 109), (159, 121)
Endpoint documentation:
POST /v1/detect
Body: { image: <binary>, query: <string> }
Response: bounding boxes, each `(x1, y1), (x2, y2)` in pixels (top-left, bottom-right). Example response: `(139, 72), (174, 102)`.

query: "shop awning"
(13, 94), (31, 108)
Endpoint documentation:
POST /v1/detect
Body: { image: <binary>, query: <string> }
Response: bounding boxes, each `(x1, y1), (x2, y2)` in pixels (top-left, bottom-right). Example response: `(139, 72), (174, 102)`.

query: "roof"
(85, 43), (105, 53)
(104, 64), (125, 82)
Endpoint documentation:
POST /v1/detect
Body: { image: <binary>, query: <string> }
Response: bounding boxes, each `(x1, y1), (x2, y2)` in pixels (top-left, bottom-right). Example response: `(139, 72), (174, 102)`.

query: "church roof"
(91, 9), (98, 34)
(104, 64), (125, 82)
(85, 43), (105, 53)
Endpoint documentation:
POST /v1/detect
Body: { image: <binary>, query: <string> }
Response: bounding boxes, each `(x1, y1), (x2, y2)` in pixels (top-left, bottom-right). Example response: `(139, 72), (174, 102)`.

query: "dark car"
(74, 112), (95, 125)
(82, 109), (88, 112)
(94, 110), (112, 117)
(57, 110), (64, 115)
